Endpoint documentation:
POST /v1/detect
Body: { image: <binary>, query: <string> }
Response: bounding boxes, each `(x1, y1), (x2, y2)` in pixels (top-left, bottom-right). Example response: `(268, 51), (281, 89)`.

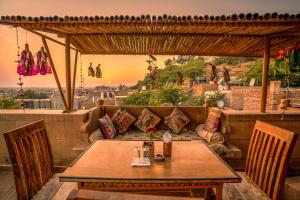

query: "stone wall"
(193, 84), (218, 96)
(220, 109), (300, 171)
(225, 86), (300, 110)
(0, 109), (89, 167)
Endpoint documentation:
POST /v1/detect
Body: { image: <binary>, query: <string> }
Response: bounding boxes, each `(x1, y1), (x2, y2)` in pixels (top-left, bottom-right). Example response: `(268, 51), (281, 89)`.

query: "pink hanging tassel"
(17, 44), (38, 76)
(35, 47), (52, 75)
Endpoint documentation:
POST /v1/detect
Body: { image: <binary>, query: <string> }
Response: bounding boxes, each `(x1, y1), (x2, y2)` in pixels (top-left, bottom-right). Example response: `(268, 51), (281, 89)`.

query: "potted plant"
(143, 127), (161, 157)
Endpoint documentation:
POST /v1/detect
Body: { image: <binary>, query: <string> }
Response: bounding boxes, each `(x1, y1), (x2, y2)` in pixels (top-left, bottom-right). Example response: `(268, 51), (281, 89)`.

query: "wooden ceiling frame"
(1, 13), (300, 112)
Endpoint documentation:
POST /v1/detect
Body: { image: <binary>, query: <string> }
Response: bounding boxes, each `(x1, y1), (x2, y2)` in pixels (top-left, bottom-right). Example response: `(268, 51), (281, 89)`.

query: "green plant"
(149, 86), (187, 106)
(122, 90), (152, 105)
(204, 90), (225, 106)
(0, 97), (21, 109)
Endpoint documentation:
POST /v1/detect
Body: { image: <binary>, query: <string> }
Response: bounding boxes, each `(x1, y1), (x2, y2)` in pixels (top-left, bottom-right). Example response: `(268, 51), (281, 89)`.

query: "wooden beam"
(260, 38), (271, 113)
(71, 51), (78, 110)
(65, 35), (72, 111)
(42, 37), (68, 111)
(24, 28), (78, 51)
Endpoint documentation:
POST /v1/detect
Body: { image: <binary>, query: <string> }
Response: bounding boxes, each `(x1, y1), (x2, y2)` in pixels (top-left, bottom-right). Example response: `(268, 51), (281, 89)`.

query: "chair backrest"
(245, 120), (298, 200)
(4, 120), (54, 200)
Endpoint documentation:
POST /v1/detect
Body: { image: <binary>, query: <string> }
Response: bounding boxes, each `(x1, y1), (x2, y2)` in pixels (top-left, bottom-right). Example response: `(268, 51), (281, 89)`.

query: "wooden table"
(60, 140), (241, 200)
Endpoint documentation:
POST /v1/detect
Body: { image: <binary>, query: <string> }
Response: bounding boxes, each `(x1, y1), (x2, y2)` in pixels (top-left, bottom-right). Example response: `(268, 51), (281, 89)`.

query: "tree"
(15, 89), (48, 99)
(131, 56), (206, 90)
(0, 97), (21, 109)
(237, 59), (300, 86)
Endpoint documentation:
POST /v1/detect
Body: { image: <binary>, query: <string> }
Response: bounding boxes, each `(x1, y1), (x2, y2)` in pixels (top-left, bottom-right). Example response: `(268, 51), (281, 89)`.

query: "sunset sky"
(0, 0), (299, 88)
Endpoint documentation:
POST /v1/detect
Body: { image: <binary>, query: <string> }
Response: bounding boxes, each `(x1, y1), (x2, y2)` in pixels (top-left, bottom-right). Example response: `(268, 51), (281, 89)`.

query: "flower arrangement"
(144, 127), (162, 142)
(143, 127), (162, 157)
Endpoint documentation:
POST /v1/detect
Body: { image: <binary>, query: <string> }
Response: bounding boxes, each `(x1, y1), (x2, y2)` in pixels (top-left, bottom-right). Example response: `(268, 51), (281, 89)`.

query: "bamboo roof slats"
(1, 13), (300, 57)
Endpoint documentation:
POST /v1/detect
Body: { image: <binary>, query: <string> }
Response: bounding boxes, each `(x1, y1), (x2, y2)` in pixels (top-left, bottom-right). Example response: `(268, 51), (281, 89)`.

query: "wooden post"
(42, 37), (68, 111)
(65, 35), (72, 111)
(71, 51), (78, 110)
(260, 38), (271, 113)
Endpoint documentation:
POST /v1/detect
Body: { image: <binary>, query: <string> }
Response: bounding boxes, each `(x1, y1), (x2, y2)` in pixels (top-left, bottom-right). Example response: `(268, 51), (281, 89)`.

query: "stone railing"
(0, 109), (90, 168)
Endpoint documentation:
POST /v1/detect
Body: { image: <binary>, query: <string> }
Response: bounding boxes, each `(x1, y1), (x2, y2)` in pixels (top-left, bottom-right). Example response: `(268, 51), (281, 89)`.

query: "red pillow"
(98, 114), (117, 139)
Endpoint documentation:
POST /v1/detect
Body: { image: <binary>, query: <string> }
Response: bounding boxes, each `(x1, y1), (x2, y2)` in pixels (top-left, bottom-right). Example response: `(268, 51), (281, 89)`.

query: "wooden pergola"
(1, 13), (300, 112)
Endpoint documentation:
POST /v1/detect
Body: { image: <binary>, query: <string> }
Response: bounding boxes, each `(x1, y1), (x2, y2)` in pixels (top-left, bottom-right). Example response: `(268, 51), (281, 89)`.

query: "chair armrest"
(80, 107), (101, 142)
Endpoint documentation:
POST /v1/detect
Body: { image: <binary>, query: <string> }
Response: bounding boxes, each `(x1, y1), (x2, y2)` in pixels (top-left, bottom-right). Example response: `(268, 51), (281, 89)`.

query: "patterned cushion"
(89, 129), (104, 142)
(204, 110), (221, 133)
(135, 108), (161, 132)
(223, 172), (271, 200)
(111, 109), (136, 134)
(98, 114), (117, 139)
(208, 143), (228, 157)
(165, 108), (191, 134)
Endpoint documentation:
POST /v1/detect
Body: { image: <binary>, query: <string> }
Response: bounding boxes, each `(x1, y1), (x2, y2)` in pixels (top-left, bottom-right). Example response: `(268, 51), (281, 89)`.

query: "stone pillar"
(269, 81), (282, 110)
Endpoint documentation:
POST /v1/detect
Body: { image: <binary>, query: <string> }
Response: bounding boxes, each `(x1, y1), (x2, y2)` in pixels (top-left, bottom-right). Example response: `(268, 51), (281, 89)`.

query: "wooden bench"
(223, 120), (298, 200)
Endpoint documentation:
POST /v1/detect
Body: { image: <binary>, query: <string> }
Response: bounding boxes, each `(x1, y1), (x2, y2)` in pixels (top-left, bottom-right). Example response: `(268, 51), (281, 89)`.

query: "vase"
(163, 141), (172, 157)
(143, 141), (154, 157)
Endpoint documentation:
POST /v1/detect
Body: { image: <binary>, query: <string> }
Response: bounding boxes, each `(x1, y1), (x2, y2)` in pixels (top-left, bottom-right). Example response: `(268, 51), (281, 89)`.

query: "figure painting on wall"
(35, 47), (52, 75)
(17, 43), (38, 76)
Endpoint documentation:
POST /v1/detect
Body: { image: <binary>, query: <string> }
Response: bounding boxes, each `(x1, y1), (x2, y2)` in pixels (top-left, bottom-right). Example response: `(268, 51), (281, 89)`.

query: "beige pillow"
(135, 108), (161, 132)
(196, 124), (225, 144)
(165, 108), (191, 134)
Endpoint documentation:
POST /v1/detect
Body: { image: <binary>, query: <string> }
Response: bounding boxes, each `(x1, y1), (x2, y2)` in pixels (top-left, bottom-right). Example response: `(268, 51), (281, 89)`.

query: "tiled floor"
(0, 171), (17, 200)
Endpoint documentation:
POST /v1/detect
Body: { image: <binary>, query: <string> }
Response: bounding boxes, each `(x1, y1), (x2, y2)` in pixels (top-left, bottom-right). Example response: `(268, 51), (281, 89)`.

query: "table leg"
(216, 184), (223, 200)
(204, 188), (212, 200)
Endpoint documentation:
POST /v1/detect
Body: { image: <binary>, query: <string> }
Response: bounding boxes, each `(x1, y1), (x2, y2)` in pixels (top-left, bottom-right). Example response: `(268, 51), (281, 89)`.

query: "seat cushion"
(32, 173), (63, 200)
(223, 172), (271, 200)
(165, 108), (191, 134)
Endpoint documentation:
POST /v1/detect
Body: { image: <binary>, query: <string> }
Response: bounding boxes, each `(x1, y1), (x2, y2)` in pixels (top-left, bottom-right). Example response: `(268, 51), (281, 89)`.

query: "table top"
(60, 140), (240, 183)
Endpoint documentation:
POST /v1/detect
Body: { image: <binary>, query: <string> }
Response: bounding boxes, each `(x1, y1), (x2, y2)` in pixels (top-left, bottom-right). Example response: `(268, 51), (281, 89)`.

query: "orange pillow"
(204, 110), (221, 133)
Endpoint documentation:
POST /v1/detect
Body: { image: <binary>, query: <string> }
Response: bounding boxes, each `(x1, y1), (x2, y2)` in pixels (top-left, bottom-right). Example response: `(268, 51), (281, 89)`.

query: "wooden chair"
(4, 120), (61, 200)
(223, 120), (298, 200)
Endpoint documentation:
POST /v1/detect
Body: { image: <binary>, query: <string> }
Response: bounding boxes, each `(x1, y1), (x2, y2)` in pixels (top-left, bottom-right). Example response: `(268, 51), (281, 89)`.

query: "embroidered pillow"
(111, 109), (136, 134)
(135, 108), (161, 132)
(98, 114), (117, 139)
(203, 110), (221, 133)
(165, 108), (191, 134)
